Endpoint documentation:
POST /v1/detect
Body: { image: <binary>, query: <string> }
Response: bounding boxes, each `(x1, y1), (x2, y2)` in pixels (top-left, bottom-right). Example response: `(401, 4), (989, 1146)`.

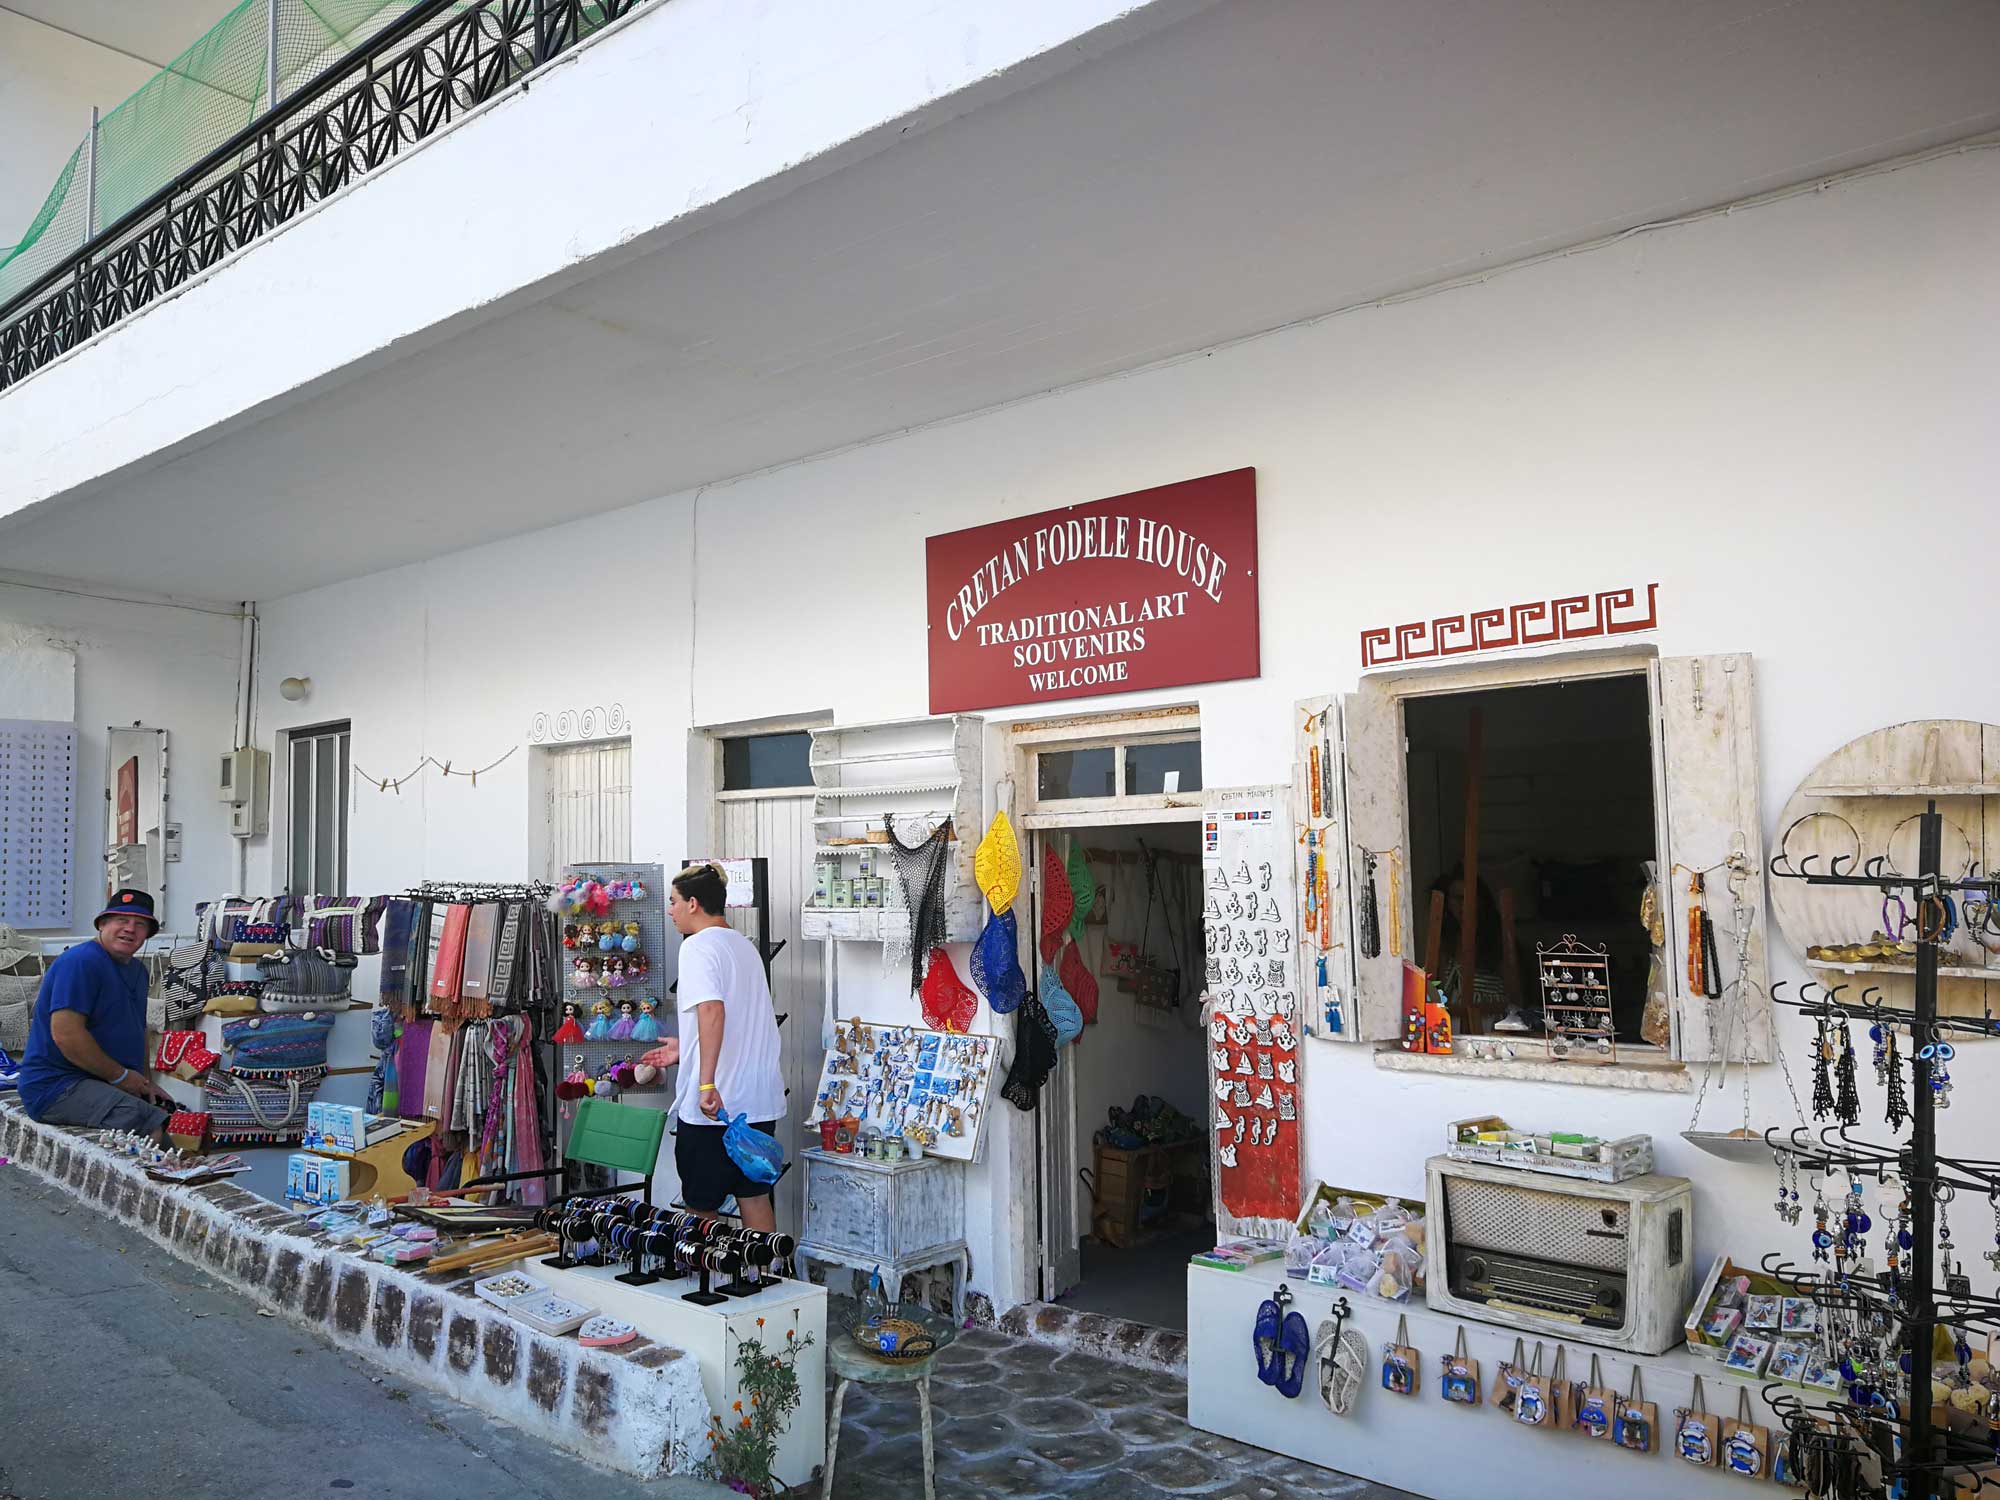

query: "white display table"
(1187, 1261), (1795, 1499)
(527, 1258), (828, 1491)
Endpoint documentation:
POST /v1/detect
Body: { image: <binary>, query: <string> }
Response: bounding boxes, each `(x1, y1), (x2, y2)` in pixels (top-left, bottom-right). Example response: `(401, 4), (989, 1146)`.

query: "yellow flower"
(732, 1400), (743, 1412)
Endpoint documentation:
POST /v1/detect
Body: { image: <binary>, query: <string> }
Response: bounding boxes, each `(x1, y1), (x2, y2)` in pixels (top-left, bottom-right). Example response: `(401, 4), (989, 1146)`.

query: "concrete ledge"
(0, 1100), (709, 1478)
(997, 1298), (1189, 1376)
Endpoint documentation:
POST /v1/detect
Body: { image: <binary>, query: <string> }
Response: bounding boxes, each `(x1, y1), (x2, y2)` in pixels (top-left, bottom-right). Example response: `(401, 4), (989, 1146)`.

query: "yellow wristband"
(699, 1083), (717, 1092)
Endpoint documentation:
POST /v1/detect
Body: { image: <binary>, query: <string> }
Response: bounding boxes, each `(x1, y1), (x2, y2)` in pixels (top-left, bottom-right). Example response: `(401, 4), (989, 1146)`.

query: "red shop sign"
(926, 469), (1260, 713)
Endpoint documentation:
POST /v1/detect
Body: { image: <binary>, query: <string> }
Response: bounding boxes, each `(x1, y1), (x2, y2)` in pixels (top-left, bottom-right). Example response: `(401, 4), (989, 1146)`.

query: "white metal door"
(716, 790), (822, 1234)
(1033, 830), (1083, 1301)
(543, 740), (632, 881)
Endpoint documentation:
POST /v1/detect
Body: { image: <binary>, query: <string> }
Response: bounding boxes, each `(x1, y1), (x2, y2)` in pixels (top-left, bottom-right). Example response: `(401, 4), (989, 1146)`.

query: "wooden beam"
(1457, 706), (1484, 1009)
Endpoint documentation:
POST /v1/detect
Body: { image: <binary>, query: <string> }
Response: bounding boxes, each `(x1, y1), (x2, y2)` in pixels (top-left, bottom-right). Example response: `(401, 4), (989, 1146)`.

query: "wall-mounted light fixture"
(278, 676), (312, 703)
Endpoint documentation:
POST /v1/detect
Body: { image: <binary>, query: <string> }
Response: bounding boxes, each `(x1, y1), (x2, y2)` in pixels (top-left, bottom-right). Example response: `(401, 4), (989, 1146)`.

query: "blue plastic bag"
(724, 1112), (785, 1185)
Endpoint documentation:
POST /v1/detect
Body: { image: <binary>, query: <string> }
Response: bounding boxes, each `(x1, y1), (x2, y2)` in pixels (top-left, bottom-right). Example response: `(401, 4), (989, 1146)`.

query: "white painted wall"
(0, 12), (154, 256)
(0, 582), (242, 933)
(249, 145), (2000, 1313)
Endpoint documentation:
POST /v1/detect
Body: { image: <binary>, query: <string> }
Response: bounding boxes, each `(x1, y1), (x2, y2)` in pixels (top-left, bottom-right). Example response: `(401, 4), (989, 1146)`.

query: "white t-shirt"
(672, 924), (787, 1127)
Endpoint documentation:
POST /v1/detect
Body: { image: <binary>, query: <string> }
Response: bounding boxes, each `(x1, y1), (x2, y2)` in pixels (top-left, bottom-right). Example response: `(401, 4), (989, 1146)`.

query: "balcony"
(0, 0), (662, 392)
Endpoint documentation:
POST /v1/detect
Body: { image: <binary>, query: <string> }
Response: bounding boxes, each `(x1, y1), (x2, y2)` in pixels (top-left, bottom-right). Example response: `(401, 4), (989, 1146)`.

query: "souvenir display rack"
(553, 864), (672, 1112)
(1536, 934), (1616, 1063)
(1763, 804), (2000, 1500)
(801, 714), (983, 946)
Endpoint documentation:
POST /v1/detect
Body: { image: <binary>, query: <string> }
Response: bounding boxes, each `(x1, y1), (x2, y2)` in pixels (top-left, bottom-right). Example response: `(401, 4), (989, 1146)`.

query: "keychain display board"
(0, 719), (76, 928)
(801, 1018), (996, 1163)
(1293, 698), (1355, 1040)
(1202, 787), (1303, 1239)
(1768, 718), (2000, 1022)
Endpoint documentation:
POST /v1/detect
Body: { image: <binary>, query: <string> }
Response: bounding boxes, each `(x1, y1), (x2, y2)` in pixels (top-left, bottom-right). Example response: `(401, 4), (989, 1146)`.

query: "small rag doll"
(575, 922), (596, 950)
(631, 995), (661, 1043)
(602, 955), (627, 990)
(552, 999), (585, 1044)
(609, 996), (637, 1040)
(562, 923), (579, 950)
(597, 926), (618, 952)
(629, 952), (651, 983)
(584, 999), (613, 1040)
(620, 921), (641, 954)
(571, 955), (598, 989)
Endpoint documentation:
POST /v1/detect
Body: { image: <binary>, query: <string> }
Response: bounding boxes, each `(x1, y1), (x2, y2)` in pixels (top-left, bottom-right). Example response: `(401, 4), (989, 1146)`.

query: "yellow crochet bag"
(973, 811), (1022, 914)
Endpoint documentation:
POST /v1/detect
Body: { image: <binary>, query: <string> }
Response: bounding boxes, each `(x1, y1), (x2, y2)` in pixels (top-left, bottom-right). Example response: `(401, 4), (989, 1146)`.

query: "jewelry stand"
(541, 1220), (579, 1270)
(615, 1236), (661, 1286)
(679, 1237), (729, 1306)
(719, 1240), (770, 1298)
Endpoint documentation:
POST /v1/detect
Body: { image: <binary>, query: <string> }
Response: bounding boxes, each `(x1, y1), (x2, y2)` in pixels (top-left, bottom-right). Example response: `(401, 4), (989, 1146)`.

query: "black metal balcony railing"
(0, 0), (657, 394)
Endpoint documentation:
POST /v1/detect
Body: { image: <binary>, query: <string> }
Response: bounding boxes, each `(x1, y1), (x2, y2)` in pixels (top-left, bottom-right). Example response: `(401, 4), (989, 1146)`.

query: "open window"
(1306, 653), (1770, 1065)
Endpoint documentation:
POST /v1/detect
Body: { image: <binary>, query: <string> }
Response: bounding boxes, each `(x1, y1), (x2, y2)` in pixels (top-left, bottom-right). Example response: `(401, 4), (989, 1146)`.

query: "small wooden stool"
(821, 1330), (937, 1500)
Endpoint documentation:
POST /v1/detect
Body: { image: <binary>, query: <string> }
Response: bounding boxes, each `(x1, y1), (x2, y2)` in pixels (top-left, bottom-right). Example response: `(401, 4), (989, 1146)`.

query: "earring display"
(1535, 936), (1615, 1064)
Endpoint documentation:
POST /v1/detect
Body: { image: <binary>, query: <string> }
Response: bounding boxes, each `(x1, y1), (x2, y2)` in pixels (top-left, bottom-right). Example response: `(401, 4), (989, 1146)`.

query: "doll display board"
(1767, 720), (2000, 1023)
(1202, 787), (1304, 1241)
(557, 862), (669, 1046)
(802, 1018), (996, 1163)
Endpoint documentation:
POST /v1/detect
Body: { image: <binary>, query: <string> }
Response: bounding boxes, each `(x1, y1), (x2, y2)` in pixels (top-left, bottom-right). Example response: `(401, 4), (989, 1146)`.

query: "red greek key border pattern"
(1359, 583), (1659, 670)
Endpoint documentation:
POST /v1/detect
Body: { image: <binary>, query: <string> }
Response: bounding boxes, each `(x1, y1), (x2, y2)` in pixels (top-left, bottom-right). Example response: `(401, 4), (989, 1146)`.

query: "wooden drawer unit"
(800, 1148), (964, 1262)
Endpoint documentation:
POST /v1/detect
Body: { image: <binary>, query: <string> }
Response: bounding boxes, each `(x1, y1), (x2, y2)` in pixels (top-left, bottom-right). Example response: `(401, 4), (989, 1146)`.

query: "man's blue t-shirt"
(18, 939), (149, 1117)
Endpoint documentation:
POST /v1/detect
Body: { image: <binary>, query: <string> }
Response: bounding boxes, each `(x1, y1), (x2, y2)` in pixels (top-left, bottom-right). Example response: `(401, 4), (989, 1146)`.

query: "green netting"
(0, 0), (434, 308)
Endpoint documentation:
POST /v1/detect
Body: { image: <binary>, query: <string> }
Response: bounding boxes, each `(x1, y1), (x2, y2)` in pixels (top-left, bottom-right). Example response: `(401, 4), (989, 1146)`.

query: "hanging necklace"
(1811, 1013), (1835, 1120)
(1883, 1026), (1908, 1131)
(1358, 850), (1382, 960)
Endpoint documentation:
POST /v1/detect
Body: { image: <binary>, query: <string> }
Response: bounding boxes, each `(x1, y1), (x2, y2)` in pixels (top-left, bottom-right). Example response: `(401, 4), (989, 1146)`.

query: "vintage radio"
(1424, 1155), (1695, 1354)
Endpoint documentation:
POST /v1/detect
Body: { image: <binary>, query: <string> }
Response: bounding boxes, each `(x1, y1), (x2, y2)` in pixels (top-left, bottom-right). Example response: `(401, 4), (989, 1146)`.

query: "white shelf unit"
(804, 714), (984, 945)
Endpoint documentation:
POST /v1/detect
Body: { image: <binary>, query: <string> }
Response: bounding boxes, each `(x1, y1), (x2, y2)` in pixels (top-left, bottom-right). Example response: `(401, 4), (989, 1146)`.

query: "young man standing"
(641, 862), (786, 1231)
(18, 889), (176, 1139)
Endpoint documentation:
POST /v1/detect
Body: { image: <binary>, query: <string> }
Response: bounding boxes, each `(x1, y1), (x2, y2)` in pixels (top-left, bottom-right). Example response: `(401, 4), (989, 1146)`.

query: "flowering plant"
(698, 1322), (815, 1498)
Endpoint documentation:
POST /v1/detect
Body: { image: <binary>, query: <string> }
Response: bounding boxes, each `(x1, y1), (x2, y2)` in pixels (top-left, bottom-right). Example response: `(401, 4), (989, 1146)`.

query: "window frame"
(719, 730), (816, 795)
(1013, 713), (1205, 828)
(284, 720), (350, 897)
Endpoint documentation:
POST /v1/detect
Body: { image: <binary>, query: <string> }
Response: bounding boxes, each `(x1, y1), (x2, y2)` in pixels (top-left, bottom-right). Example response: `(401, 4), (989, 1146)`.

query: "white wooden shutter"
(1654, 654), (1772, 1062)
(1342, 685), (1413, 1042)
(1294, 696), (1361, 1039)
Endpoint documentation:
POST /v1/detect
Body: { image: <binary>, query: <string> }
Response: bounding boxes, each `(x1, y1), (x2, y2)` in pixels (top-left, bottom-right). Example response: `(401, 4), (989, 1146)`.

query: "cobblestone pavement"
(819, 1328), (1404, 1500)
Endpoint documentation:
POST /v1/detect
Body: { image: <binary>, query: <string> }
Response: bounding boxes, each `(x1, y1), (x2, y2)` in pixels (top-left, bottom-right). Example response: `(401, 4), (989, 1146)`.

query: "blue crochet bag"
(723, 1113), (786, 1185)
(970, 909), (1026, 1015)
(221, 1012), (335, 1072)
(1041, 969), (1083, 1047)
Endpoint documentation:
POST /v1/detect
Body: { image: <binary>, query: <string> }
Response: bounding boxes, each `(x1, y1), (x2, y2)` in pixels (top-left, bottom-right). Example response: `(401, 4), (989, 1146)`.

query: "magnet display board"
(1202, 787), (1302, 1240)
(803, 1018), (996, 1163)
(0, 719), (76, 928)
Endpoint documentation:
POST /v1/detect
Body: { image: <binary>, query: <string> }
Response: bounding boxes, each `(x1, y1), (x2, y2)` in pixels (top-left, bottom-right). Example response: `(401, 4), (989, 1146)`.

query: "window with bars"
(287, 722), (349, 895)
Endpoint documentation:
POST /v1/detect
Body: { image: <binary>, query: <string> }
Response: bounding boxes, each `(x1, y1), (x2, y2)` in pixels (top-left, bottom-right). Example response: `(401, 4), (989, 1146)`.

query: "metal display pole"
(85, 107), (99, 242)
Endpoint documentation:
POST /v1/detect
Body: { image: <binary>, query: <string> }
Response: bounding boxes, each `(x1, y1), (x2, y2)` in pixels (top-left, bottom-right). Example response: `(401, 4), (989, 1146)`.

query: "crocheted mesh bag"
(886, 815), (953, 994)
(918, 949), (978, 1033)
(1057, 940), (1098, 1026)
(1038, 844), (1073, 965)
(1041, 968), (1083, 1047)
(1001, 993), (1059, 1111)
(970, 909), (1026, 1015)
(973, 811), (1021, 915)
(1065, 843), (1096, 943)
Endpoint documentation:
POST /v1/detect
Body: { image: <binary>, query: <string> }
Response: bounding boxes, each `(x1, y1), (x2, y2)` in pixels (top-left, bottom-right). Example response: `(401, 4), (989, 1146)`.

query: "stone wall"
(0, 1101), (710, 1479)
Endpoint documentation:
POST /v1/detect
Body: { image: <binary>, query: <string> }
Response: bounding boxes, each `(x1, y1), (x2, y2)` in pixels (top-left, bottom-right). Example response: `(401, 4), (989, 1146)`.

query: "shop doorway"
(1402, 674), (1657, 1040)
(1033, 821), (1211, 1330)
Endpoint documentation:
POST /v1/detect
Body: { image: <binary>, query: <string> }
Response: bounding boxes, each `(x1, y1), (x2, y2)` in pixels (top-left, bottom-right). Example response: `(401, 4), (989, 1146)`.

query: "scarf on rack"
(378, 900), (418, 1015)
(394, 1019), (433, 1115)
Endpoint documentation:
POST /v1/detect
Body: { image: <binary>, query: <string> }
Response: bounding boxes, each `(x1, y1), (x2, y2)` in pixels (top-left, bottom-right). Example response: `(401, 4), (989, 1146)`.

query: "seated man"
(18, 889), (176, 1138)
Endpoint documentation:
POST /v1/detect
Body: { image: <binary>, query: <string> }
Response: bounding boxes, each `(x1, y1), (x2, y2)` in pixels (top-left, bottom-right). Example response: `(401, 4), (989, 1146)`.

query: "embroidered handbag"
(302, 896), (388, 955)
(153, 1030), (220, 1082)
(222, 1012), (335, 1070)
(258, 948), (354, 1013)
(203, 1066), (323, 1145)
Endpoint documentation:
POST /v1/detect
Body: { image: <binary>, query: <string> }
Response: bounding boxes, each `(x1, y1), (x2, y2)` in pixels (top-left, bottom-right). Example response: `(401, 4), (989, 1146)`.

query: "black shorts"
(674, 1119), (778, 1211)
